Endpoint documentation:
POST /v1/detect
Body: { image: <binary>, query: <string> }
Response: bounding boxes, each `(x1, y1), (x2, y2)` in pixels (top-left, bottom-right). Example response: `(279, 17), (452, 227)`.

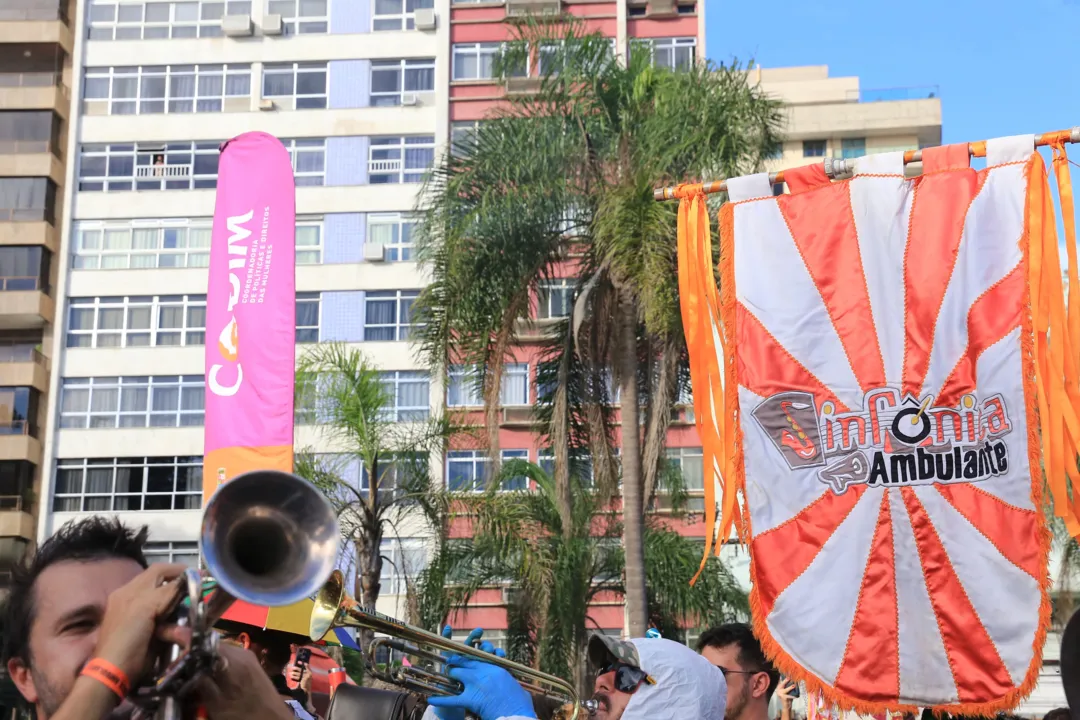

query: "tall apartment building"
(0, 1), (73, 587)
(0, 2), (75, 712)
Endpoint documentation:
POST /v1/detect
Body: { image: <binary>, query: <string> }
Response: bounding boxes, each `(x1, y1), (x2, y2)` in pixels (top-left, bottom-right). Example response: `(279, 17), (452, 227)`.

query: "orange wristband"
(80, 658), (130, 699)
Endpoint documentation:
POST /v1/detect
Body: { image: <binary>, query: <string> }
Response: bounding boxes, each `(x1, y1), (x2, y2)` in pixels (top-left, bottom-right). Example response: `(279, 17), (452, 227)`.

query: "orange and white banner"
(677, 133), (1080, 714)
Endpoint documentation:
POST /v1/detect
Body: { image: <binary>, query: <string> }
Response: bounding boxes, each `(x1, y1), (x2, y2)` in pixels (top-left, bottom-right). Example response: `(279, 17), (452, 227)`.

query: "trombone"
(310, 569), (597, 719)
(130, 469), (340, 720)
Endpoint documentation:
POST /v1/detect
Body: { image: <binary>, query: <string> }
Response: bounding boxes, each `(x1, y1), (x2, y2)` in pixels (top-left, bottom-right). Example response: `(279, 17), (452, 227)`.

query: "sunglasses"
(601, 661), (656, 693)
(715, 666), (765, 680)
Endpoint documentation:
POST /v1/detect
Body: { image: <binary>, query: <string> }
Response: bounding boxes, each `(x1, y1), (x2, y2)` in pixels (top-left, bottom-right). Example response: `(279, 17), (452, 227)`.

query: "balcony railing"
(0, 71), (62, 89)
(135, 165), (191, 179)
(0, 207), (52, 222)
(0, 420), (34, 437)
(0, 6), (68, 22)
(369, 159), (403, 173)
(0, 344), (46, 366)
(0, 496), (25, 512)
(846, 86), (940, 103)
(0, 140), (56, 156)
(0, 276), (47, 292)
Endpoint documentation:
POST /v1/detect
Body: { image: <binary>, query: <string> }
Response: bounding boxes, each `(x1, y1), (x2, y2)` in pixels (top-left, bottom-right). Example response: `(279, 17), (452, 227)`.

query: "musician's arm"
(48, 675), (121, 720)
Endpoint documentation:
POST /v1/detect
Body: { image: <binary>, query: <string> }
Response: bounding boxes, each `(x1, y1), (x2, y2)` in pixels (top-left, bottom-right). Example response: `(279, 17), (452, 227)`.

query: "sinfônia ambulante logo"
(751, 388), (1014, 494)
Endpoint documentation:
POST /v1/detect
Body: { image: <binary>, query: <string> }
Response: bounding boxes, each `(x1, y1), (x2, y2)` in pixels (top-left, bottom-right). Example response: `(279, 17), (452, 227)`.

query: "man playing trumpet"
(1, 517), (299, 720)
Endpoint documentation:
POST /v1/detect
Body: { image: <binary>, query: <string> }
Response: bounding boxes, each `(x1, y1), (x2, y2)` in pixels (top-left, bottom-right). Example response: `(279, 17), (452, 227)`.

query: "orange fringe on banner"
(674, 186), (743, 586)
(675, 147), (1080, 713)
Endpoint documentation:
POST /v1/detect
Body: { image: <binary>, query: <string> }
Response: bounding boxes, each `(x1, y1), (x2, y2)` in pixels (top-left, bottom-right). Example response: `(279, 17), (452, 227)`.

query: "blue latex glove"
(431, 627), (508, 720)
(427, 655), (536, 720)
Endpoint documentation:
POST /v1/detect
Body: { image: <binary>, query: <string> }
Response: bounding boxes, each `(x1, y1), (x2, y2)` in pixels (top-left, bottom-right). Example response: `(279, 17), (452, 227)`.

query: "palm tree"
(415, 19), (782, 635)
(294, 342), (453, 650)
(414, 460), (748, 694)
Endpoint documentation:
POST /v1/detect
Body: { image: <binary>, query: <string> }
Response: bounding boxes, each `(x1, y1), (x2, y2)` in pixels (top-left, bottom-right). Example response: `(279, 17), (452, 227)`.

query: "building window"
(450, 121), (481, 157)
(378, 371), (430, 421)
(451, 43), (525, 81)
(364, 290), (418, 341)
(666, 446), (705, 510)
(368, 136), (435, 184)
(370, 59), (436, 106)
(0, 246), (50, 292)
(500, 363), (529, 406)
(73, 221), (212, 270)
(0, 178), (56, 223)
(841, 137), (867, 160)
(0, 387), (39, 438)
(538, 452), (594, 487)
(372, 0), (434, 31)
(296, 292), (320, 343)
(0, 111), (62, 156)
(448, 365), (529, 407)
(280, 138), (326, 186)
(367, 214), (416, 262)
(87, 0), (253, 40)
(144, 541), (200, 566)
(296, 221), (322, 264)
(639, 37), (695, 70)
(262, 62), (328, 110)
(71, 219), (320, 269)
(77, 142), (221, 192)
(446, 450), (528, 492)
(379, 537), (426, 595)
(0, 461), (34, 511)
(802, 140), (826, 158)
(537, 280), (572, 319)
(538, 38), (615, 76)
(66, 295), (207, 348)
(358, 453), (427, 500)
(268, 0), (329, 34)
(447, 365), (481, 408)
(82, 65), (252, 115)
(59, 376), (205, 429)
(53, 457), (203, 512)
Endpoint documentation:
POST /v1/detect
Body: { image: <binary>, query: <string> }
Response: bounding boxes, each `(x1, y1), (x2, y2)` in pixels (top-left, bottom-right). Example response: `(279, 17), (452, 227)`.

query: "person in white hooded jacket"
(423, 633), (728, 720)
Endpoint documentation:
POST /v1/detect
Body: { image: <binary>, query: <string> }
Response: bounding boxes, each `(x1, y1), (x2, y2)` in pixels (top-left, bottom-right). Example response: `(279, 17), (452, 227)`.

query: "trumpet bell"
(311, 568), (348, 642)
(201, 469), (340, 607)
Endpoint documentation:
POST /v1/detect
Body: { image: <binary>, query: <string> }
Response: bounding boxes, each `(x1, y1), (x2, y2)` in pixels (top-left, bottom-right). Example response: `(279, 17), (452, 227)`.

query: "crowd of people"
(0, 516), (1068, 720)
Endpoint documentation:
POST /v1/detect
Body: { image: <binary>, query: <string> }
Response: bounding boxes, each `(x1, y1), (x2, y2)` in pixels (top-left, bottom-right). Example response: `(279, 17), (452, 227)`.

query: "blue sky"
(706, 0), (1080, 147)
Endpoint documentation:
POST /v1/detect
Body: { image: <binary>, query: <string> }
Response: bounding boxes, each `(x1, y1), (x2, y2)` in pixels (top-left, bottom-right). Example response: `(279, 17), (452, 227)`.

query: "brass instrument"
(131, 469), (341, 720)
(310, 570), (597, 719)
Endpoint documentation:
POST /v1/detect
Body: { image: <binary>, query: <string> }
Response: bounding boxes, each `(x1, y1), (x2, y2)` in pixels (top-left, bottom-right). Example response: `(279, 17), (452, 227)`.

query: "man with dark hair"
(697, 623), (779, 720)
(1, 516), (295, 720)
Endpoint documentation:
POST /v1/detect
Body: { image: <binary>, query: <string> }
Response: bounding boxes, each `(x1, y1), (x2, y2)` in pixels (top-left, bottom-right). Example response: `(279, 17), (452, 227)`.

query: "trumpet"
(130, 469), (340, 720)
(310, 570), (597, 719)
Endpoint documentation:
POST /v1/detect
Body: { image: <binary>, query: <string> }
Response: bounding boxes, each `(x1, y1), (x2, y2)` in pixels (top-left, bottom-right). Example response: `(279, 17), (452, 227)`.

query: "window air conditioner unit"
(258, 98), (276, 111)
(364, 243), (387, 262)
(413, 8), (437, 30)
(645, 0), (677, 17)
(506, 0), (561, 16)
(262, 13), (284, 35)
(221, 14), (254, 37)
(400, 93), (419, 106)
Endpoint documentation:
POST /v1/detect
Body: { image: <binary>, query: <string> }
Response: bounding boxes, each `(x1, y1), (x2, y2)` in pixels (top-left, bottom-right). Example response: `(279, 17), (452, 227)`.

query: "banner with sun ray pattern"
(676, 133), (1080, 714)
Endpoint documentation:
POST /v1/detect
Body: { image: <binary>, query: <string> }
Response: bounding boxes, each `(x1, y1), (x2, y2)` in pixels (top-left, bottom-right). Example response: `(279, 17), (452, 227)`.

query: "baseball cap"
(587, 633), (643, 670)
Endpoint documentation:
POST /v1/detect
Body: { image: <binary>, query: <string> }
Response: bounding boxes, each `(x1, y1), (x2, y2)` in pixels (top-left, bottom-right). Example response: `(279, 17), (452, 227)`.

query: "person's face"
(7, 558), (144, 720)
(700, 644), (770, 720)
(590, 665), (636, 720)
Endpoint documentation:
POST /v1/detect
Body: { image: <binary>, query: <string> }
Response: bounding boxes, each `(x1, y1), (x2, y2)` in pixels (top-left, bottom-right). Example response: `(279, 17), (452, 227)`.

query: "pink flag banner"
(203, 131), (296, 500)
